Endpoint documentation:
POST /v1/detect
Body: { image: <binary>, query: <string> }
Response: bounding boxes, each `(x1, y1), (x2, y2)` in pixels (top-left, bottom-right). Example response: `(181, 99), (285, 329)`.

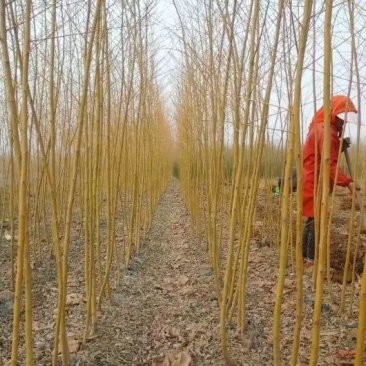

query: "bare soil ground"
(1, 181), (366, 365)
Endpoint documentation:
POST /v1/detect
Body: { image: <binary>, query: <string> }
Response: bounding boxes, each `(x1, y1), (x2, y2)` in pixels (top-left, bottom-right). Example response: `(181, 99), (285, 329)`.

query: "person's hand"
(342, 137), (351, 152)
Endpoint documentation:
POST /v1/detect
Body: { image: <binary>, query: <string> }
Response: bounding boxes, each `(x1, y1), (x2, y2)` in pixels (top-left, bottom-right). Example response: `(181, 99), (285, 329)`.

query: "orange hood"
(308, 95), (357, 131)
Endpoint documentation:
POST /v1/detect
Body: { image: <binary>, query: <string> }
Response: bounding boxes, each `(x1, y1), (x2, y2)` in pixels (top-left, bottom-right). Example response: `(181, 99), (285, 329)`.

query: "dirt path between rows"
(77, 181), (226, 365)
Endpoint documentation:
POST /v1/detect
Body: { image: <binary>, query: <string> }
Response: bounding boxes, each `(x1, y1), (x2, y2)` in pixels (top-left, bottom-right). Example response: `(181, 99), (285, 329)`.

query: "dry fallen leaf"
(67, 337), (81, 354)
(335, 349), (356, 358)
(175, 275), (189, 286)
(332, 270), (353, 284)
(67, 277), (80, 288)
(172, 351), (192, 366)
(32, 321), (40, 331)
(304, 265), (314, 274)
(173, 254), (183, 263)
(323, 355), (336, 364)
(179, 286), (194, 296)
(234, 331), (253, 352)
(320, 329), (339, 337)
(66, 293), (85, 306)
(251, 280), (273, 288)
(53, 333), (81, 356)
(0, 290), (13, 303)
(284, 279), (295, 288)
(162, 351), (192, 366)
(159, 325), (181, 339)
(172, 262), (184, 270)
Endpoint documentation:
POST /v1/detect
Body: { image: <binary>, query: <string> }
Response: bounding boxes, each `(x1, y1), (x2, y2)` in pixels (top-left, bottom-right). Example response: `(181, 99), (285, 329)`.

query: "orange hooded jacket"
(302, 95), (357, 217)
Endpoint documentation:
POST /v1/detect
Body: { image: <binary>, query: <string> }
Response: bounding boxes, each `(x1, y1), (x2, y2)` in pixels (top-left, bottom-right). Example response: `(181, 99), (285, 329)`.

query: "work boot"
(302, 217), (315, 261)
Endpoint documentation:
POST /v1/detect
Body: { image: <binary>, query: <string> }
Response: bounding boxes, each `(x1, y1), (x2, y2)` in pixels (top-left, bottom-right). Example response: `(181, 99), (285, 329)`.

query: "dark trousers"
(302, 217), (315, 260)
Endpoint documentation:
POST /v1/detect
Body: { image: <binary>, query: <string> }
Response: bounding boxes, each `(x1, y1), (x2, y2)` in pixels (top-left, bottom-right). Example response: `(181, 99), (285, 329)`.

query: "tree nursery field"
(1, 1), (366, 366)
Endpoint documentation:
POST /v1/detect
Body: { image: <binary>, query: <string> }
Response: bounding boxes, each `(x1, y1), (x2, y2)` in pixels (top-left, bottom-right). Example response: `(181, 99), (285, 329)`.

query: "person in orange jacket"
(302, 95), (358, 265)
